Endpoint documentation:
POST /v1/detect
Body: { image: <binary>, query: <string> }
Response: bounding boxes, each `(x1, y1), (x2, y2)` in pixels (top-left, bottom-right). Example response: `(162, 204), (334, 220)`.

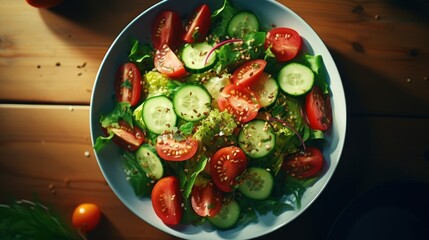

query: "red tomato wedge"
(191, 181), (224, 217)
(151, 176), (183, 225)
(218, 84), (261, 123)
(231, 59), (267, 87)
(283, 147), (324, 179)
(265, 27), (302, 62)
(183, 4), (211, 43)
(305, 86), (332, 131)
(152, 11), (183, 50)
(115, 62), (142, 107)
(156, 132), (198, 161)
(108, 121), (145, 152)
(154, 44), (188, 79)
(209, 146), (248, 192)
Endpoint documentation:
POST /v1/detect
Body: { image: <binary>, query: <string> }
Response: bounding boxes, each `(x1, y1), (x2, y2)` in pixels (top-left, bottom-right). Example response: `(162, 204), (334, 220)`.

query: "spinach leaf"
(122, 151), (155, 197)
(210, 0), (239, 40)
(128, 38), (154, 72)
(216, 32), (266, 71)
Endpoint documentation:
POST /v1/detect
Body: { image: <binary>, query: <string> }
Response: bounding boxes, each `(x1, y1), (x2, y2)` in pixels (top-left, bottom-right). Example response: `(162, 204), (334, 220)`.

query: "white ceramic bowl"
(90, 0), (347, 239)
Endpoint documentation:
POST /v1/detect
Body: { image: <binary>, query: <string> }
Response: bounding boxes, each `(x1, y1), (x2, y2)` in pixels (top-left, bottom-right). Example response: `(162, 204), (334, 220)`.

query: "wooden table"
(1, 0), (428, 239)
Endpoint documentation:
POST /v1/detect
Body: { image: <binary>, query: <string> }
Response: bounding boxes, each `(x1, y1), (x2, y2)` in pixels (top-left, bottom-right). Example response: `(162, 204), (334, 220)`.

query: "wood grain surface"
(1, 0), (428, 239)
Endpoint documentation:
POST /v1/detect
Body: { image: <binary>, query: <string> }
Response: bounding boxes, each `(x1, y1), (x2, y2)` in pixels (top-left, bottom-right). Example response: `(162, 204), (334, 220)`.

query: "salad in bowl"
(90, 0), (346, 239)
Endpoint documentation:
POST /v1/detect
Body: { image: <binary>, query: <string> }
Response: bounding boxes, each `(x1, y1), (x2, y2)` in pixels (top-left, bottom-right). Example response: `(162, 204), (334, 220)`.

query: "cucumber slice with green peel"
(207, 200), (240, 229)
(227, 11), (259, 38)
(173, 84), (211, 122)
(135, 144), (163, 180)
(181, 42), (217, 73)
(239, 167), (273, 200)
(142, 95), (177, 134)
(252, 73), (279, 107)
(277, 62), (315, 96)
(238, 120), (276, 158)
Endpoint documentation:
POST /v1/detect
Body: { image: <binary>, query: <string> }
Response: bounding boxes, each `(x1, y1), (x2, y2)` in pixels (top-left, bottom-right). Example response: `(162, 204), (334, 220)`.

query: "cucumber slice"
(135, 144), (163, 180)
(173, 84), (211, 122)
(239, 167), (273, 200)
(277, 63), (314, 96)
(227, 11), (259, 38)
(142, 95), (177, 134)
(207, 200), (240, 230)
(253, 73), (279, 107)
(238, 120), (276, 158)
(181, 42), (217, 73)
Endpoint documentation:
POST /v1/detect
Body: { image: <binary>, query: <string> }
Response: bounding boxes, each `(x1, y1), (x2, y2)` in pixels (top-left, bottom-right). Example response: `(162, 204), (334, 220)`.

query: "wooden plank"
(282, 0), (429, 116)
(0, 0), (158, 104)
(1, 104), (428, 239)
(0, 0), (428, 116)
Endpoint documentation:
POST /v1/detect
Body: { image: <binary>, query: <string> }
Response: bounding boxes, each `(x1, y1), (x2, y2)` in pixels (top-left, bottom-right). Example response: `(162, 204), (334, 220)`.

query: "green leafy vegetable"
(193, 109), (238, 145)
(128, 38), (154, 72)
(0, 200), (82, 240)
(121, 79), (132, 89)
(179, 121), (195, 136)
(94, 102), (134, 152)
(122, 151), (155, 197)
(215, 32), (266, 71)
(210, 0), (239, 40)
(93, 133), (114, 152)
(301, 54), (329, 94)
(100, 102), (133, 129)
(183, 156), (208, 199)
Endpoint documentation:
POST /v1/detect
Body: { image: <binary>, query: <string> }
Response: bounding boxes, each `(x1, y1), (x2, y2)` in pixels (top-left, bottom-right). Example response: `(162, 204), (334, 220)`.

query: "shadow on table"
(38, 0), (158, 39)
(87, 213), (125, 240)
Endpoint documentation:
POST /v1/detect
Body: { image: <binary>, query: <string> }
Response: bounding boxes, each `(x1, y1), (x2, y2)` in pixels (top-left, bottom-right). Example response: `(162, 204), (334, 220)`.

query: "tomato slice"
(151, 176), (183, 225)
(156, 132), (198, 161)
(115, 62), (142, 107)
(154, 44), (188, 79)
(231, 59), (267, 87)
(152, 11), (182, 50)
(183, 4), (211, 43)
(210, 146), (248, 192)
(191, 181), (224, 217)
(218, 84), (261, 123)
(108, 121), (145, 152)
(283, 147), (324, 179)
(305, 86), (332, 131)
(265, 27), (302, 62)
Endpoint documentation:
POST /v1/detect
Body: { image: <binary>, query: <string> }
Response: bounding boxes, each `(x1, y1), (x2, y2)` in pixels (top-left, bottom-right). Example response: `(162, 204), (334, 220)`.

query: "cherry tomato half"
(115, 62), (142, 107)
(218, 84), (261, 123)
(108, 120), (145, 152)
(305, 86), (332, 131)
(152, 10), (183, 50)
(283, 147), (324, 179)
(191, 181), (224, 217)
(154, 44), (188, 79)
(183, 4), (211, 43)
(151, 176), (183, 225)
(265, 27), (302, 62)
(25, 0), (63, 8)
(72, 203), (101, 233)
(210, 146), (248, 192)
(231, 59), (267, 87)
(156, 132), (198, 161)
